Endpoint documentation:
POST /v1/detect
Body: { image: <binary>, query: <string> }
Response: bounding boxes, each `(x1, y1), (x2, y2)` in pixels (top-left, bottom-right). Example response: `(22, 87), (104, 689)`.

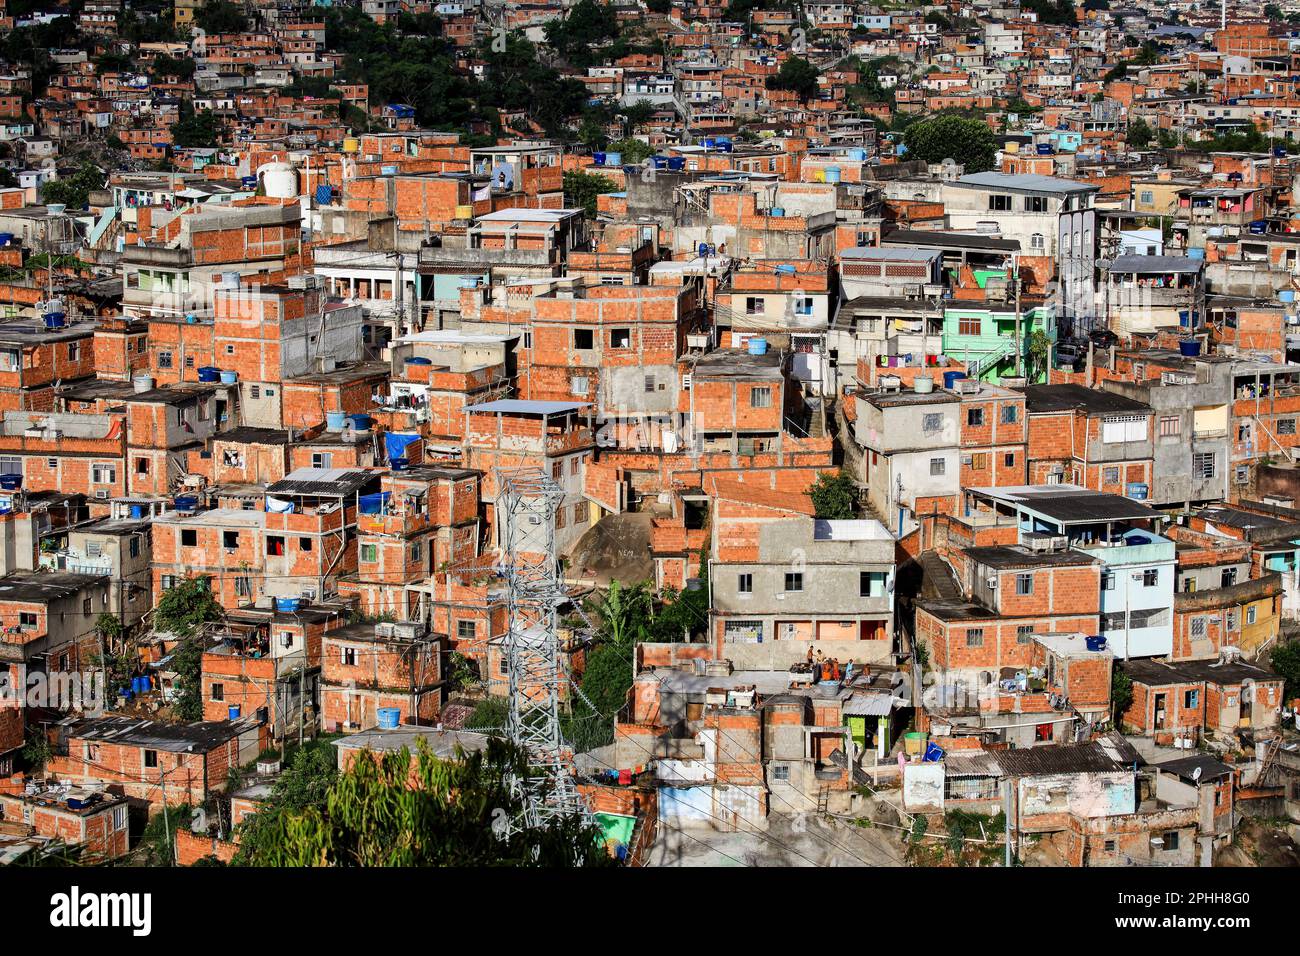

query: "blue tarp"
(385, 432), (420, 462)
(359, 492), (391, 515)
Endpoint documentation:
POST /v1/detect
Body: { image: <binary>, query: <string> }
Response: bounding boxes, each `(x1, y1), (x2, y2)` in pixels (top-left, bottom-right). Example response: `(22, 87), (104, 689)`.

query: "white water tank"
(258, 161), (298, 199)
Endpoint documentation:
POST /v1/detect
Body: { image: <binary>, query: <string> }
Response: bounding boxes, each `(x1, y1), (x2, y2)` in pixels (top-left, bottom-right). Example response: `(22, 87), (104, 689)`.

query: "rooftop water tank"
(914, 375), (934, 393)
(257, 160), (298, 199)
(747, 337), (768, 356)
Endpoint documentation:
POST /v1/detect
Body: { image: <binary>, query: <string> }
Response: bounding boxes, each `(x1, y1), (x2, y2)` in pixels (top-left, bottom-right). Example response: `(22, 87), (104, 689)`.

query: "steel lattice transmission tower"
(495, 468), (589, 835)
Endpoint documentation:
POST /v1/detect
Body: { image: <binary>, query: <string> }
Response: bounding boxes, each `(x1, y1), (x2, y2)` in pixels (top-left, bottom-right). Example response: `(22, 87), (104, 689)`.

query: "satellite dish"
(1191, 766), (1203, 783)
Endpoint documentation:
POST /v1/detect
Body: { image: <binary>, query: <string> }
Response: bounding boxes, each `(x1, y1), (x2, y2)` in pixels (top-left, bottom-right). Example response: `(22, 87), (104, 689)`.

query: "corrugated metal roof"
(955, 171), (1097, 195)
(464, 399), (590, 415)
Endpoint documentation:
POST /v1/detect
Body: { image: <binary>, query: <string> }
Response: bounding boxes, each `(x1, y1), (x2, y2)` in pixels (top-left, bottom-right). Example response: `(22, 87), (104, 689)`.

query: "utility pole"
(1013, 253), (1023, 378)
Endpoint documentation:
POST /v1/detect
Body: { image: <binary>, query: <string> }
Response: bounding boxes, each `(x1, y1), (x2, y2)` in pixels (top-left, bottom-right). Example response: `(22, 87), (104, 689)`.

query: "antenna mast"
(495, 467), (589, 835)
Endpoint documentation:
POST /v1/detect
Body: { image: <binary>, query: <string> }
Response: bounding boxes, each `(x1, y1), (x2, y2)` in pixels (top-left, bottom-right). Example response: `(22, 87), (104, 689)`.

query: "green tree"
(1111, 668), (1134, 724)
(903, 115), (997, 172)
(171, 109), (223, 149)
(545, 0), (620, 69)
(233, 738), (612, 866)
(1127, 117), (1153, 149)
(195, 0), (248, 35)
(154, 576), (223, 637)
(1027, 328), (1052, 382)
(810, 469), (858, 520)
(1270, 640), (1300, 701)
(563, 169), (618, 218)
(40, 162), (105, 211)
(608, 137), (654, 165)
(766, 56), (821, 103)
(587, 580), (653, 648)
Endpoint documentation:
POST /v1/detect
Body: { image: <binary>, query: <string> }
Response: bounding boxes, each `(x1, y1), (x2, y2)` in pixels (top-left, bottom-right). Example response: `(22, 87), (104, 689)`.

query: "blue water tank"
(1126, 483), (1149, 501)
(1085, 636), (1107, 652)
(1179, 339), (1202, 357)
(592, 151), (606, 166)
(326, 411), (346, 431)
(667, 157), (685, 171)
(377, 708), (401, 729)
(43, 312), (65, 329)
(220, 370), (238, 384)
(197, 366), (220, 382)
(769, 207), (785, 217)
(405, 356), (433, 366)
(349, 414), (372, 431)
(390, 456), (409, 471)
(824, 166), (841, 183)
(130, 504), (145, 519)
(173, 495), (198, 512)
(1187, 247), (1205, 260)
(275, 597), (301, 613)
(747, 337), (768, 355)
(605, 151), (621, 166)
(943, 370), (967, 389)
(1281, 290), (1296, 304)
(228, 705), (241, 720)
(0, 474), (21, 491)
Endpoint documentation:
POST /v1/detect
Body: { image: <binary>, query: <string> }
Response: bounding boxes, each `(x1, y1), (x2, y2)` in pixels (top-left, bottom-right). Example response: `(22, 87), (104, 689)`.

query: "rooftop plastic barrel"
(275, 597), (301, 613)
(747, 337), (768, 356)
(349, 414), (372, 431)
(228, 705), (241, 720)
(377, 708), (401, 730)
(943, 370), (967, 389)
(1085, 636), (1107, 652)
(0, 474), (21, 491)
(219, 370), (238, 384)
(174, 495), (197, 512)
(326, 411), (346, 431)
(824, 166), (841, 183)
(1179, 339), (1202, 357)
(197, 366), (220, 382)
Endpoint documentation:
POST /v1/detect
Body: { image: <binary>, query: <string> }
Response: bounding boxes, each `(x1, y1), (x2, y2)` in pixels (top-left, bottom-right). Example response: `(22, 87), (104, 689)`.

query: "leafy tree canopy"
(563, 169), (618, 218)
(810, 469), (858, 520)
(233, 738), (613, 866)
(766, 56), (821, 103)
(903, 115), (997, 172)
(40, 163), (105, 211)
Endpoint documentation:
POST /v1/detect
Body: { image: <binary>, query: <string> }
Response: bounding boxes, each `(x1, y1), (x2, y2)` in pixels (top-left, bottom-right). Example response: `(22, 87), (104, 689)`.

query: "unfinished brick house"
(1118, 655), (1286, 746)
(1024, 383), (1155, 496)
(0, 785), (130, 861)
(320, 619), (443, 732)
(47, 715), (268, 808)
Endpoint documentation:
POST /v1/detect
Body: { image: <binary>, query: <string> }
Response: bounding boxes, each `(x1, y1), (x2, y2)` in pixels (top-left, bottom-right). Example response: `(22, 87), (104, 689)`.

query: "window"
(223, 530), (239, 549)
(1030, 232), (1045, 251)
(922, 412), (943, 434)
(299, 537), (312, 552)
(1221, 567), (1238, 588)
(161, 575), (176, 590)
(967, 407), (984, 427)
(1140, 190), (1154, 205)
(784, 572), (803, 592)
(1247, 605), (1257, 625)
(1004, 452), (1015, 468)
(409, 542), (422, 562)
(1159, 416), (1181, 437)
(361, 543), (377, 562)
(552, 462), (562, 480)
(18, 612), (36, 630)
(1016, 624), (1034, 644)
(1103, 466), (1120, 485)
(860, 571), (887, 598)
(211, 683), (224, 702)
(1162, 831), (1180, 851)
(1026, 196), (1048, 212)
(751, 386), (772, 408)
(1184, 689), (1200, 709)
(92, 464), (116, 484)
(143, 750), (158, 769)
(1193, 452), (1216, 479)
(929, 457), (946, 476)
(745, 297), (765, 315)
(1015, 573), (1033, 595)
(129, 537), (139, 558)
(988, 194), (1012, 211)
(181, 529), (197, 546)
(574, 500), (588, 523)
(1280, 419), (1297, 436)
(738, 573), (753, 594)
(644, 375), (655, 393)
(1143, 568), (1158, 587)
(571, 376), (590, 397)
(67, 341), (79, 362)
(457, 620), (476, 641)
(723, 620), (763, 643)
(772, 764), (790, 781)
(609, 328), (631, 349)
(1001, 405), (1018, 424)
(1191, 617), (1207, 639)
(312, 452), (333, 470)
(573, 328), (594, 350)
(342, 647), (357, 666)
(958, 315), (981, 336)
(267, 535), (285, 556)
(158, 350), (173, 369)
(1102, 414), (1147, 444)
(965, 628), (985, 647)
(136, 457), (149, 475)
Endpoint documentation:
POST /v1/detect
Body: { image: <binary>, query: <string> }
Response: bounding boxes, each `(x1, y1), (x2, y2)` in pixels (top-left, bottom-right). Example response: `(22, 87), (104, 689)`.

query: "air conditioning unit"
(94, 490), (108, 499)
(987, 576), (999, 589)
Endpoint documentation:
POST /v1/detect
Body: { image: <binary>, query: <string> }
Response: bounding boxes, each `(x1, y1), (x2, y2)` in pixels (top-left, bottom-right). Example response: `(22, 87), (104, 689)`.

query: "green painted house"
(941, 301), (1056, 384)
